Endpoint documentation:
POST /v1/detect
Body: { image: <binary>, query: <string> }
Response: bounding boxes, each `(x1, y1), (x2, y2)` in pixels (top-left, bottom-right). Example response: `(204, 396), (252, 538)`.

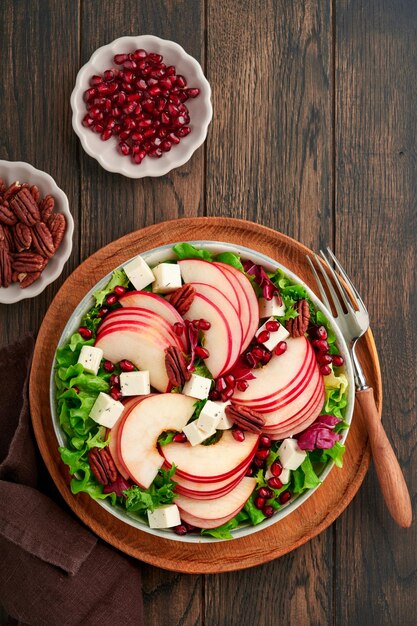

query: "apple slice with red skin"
(161, 430), (259, 483)
(175, 471), (248, 500)
(179, 507), (245, 530)
(262, 371), (324, 429)
(265, 380), (325, 439)
(175, 477), (257, 528)
(119, 291), (184, 326)
(107, 398), (140, 480)
(95, 325), (173, 392)
(214, 262), (260, 351)
(178, 259), (241, 314)
(172, 462), (250, 493)
(117, 393), (196, 488)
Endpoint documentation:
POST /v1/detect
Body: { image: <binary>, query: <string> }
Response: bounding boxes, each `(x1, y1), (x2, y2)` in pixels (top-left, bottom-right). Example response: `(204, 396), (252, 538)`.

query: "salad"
(54, 242), (350, 540)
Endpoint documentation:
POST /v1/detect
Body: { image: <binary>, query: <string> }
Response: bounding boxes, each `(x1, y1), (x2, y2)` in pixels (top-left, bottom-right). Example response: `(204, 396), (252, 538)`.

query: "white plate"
(50, 241), (355, 542)
(71, 35), (212, 178)
(0, 160), (74, 304)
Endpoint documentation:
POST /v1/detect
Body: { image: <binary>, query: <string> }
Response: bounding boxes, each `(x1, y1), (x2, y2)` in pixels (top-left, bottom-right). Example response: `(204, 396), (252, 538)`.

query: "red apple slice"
(175, 472), (247, 500)
(108, 397), (142, 480)
(179, 259), (241, 313)
(172, 463), (250, 493)
(175, 477), (256, 527)
(117, 393), (196, 488)
(179, 507), (244, 530)
(119, 291), (184, 326)
(261, 370), (323, 428)
(265, 379), (325, 438)
(161, 430), (259, 482)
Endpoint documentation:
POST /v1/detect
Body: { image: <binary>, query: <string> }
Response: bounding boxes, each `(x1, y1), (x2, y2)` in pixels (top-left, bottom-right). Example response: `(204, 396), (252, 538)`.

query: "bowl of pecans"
(0, 160), (74, 303)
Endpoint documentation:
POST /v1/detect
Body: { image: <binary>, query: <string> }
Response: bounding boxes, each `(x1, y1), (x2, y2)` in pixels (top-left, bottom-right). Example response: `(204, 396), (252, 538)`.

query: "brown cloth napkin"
(0, 335), (144, 626)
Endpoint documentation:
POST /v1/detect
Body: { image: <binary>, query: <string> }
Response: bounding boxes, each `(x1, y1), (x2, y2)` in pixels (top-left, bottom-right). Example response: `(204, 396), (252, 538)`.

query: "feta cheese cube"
(183, 420), (216, 446)
(147, 504), (181, 529)
(182, 374), (212, 400)
(197, 400), (223, 433)
(278, 438), (307, 470)
(152, 263), (182, 294)
(89, 392), (124, 428)
(259, 296), (286, 318)
(77, 345), (103, 375)
(211, 400), (233, 430)
(123, 255), (155, 291)
(120, 371), (150, 396)
(256, 317), (290, 351)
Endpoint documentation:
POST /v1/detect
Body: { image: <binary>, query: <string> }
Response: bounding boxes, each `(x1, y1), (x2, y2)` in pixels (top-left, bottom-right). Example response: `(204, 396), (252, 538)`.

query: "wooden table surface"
(1, 1), (416, 625)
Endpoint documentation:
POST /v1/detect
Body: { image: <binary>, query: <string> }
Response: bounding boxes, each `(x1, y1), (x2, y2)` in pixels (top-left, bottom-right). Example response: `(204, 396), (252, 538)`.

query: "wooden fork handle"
(356, 387), (412, 528)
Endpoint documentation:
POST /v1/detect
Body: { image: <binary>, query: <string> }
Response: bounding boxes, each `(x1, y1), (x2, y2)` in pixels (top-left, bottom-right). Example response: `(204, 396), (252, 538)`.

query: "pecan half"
(88, 447), (118, 485)
(47, 213), (66, 249)
(40, 194), (55, 222)
(286, 299), (310, 337)
(10, 188), (40, 225)
(0, 203), (18, 226)
(19, 271), (42, 288)
(12, 252), (47, 273)
(30, 185), (40, 204)
(225, 403), (265, 434)
(3, 181), (21, 201)
(0, 225), (9, 250)
(168, 284), (195, 315)
(31, 221), (55, 258)
(14, 222), (32, 251)
(165, 345), (191, 387)
(0, 247), (12, 287)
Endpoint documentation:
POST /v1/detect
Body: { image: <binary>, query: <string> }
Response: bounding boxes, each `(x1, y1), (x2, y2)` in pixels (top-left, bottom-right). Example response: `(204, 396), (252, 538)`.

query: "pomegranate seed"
(98, 306), (109, 318)
(119, 130), (131, 141)
(97, 83), (110, 94)
(168, 93), (181, 105)
(332, 354), (344, 367)
(167, 103), (180, 117)
(138, 118), (153, 128)
(265, 320), (280, 332)
(118, 142), (131, 156)
(268, 477), (283, 489)
(209, 389), (220, 401)
(169, 132), (180, 144)
(185, 88), (200, 98)
(123, 60), (137, 70)
(274, 341), (287, 356)
(82, 114), (94, 128)
(197, 318), (211, 330)
(173, 433), (187, 443)
(263, 505), (274, 518)
(106, 293), (117, 305)
(94, 123), (105, 133)
(320, 365), (332, 376)
(89, 106), (101, 119)
(183, 522), (195, 532)
(173, 322), (184, 336)
(174, 115), (186, 127)
(142, 98), (155, 112)
(312, 339), (329, 353)
(160, 139), (172, 152)
(252, 346), (264, 359)
(253, 457), (265, 468)
(174, 524), (188, 536)
(225, 374), (236, 388)
(100, 129), (112, 141)
(232, 429), (245, 442)
(149, 148), (163, 158)
(245, 352), (257, 368)
(143, 128), (156, 139)
(258, 487), (273, 499)
(166, 65), (176, 75)
(107, 82), (118, 94)
(148, 52), (163, 64)
(161, 112), (170, 125)
(279, 490), (292, 505)
(216, 377), (227, 392)
(114, 285), (125, 296)
(104, 69), (116, 81)
(176, 75), (187, 87)
(195, 346), (210, 359)
(116, 91), (127, 105)
(78, 326), (93, 340)
(318, 353), (333, 365)
(156, 97), (168, 112)
(176, 126), (191, 137)
(133, 48), (147, 60)
(237, 380), (249, 392)
(114, 53), (129, 64)
(110, 386), (122, 401)
(260, 349), (272, 365)
(221, 387), (235, 401)
(120, 359), (135, 372)
(72, 386), (79, 394)
(148, 85), (161, 96)
(110, 374), (120, 387)
(103, 360), (115, 373)
(257, 330), (270, 344)
(317, 326), (328, 340)
(255, 449), (269, 461)
(84, 87), (97, 102)
(90, 75), (102, 86)
(254, 496), (265, 509)
(259, 435), (272, 449)
(159, 77), (172, 89)
(106, 118), (116, 130)
(245, 466), (254, 477)
(270, 461), (282, 477)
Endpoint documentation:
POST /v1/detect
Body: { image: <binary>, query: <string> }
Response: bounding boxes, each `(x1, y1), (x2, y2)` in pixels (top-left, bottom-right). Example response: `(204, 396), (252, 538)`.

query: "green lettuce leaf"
(291, 456), (321, 493)
(214, 252), (244, 272)
(173, 242), (212, 261)
(243, 493), (266, 525)
(124, 466), (177, 513)
(201, 510), (249, 540)
(309, 441), (346, 468)
(93, 268), (129, 306)
(157, 431), (176, 446)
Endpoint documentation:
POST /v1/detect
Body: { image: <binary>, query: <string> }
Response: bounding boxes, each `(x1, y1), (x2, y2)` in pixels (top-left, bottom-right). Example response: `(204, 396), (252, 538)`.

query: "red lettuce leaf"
(297, 415), (342, 451)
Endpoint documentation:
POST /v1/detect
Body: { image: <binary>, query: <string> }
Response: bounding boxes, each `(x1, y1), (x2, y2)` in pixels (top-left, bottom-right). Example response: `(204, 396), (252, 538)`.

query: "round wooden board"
(29, 217), (382, 574)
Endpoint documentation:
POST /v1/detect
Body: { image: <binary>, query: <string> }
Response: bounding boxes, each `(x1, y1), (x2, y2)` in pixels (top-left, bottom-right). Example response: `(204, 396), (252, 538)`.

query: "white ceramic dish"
(50, 241), (355, 542)
(71, 35), (212, 178)
(0, 160), (74, 304)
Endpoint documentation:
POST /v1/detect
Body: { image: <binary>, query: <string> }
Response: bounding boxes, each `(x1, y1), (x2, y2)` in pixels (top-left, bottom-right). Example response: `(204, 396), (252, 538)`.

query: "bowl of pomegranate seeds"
(0, 160), (74, 304)
(71, 35), (212, 177)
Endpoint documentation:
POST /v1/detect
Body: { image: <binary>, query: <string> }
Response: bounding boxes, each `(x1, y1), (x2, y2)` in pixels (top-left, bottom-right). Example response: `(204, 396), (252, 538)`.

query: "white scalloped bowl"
(0, 160), (74, 304)
(71, 35), (212, 178)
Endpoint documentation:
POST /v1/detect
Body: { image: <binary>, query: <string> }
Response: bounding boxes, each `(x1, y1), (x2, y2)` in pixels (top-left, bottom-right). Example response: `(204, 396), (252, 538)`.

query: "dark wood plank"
(334, 1), (417, 624)
(0, 0), (80, 348)
(205, 1), (334, 625)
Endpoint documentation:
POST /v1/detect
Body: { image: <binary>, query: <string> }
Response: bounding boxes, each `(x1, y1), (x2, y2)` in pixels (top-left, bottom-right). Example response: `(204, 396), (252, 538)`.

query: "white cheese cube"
(256, 317), (290, 351)
(89, 392), (124, 428)
(77, 345), (103, 375)
(123, 255), (155, 291)
(197, 400), (223, 433)
(147, 504), (181, 529)
(152, 263), (182, 294)
(120, 371), (150, 396)
(211, 400), (233, 430)
(259, 296), (286, 318)
(183, 420), (216, 446)
(182, 374), (212, 400)
(278, 438), (307, 471)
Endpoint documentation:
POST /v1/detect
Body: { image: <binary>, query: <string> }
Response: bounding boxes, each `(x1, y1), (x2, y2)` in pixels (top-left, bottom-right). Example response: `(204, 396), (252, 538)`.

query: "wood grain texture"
(334, 1), (417, 624)
(29, 217), (381, 573)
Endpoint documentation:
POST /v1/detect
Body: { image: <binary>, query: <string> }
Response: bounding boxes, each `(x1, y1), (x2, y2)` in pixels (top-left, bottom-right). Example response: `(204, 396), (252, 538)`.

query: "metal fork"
(307, 248), (412, 528)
